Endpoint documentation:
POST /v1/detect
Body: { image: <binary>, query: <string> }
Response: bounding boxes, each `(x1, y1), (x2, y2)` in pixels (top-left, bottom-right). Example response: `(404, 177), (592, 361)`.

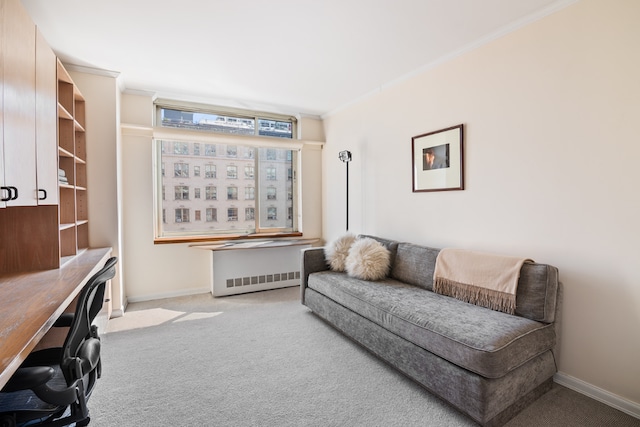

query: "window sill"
(154, 232), (303, 245)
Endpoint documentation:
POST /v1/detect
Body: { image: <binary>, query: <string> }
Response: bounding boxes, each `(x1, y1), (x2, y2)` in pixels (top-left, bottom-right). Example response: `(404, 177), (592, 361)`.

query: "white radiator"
(210, 243), (311, 297)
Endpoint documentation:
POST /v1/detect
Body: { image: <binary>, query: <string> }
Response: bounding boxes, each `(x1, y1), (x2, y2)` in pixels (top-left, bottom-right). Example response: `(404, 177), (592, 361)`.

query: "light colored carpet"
(88, 287), (639, 426)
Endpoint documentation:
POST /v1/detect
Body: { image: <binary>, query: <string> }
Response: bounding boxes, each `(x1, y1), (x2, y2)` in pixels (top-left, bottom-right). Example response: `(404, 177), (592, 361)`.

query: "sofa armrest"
(300, 247), (329, 304)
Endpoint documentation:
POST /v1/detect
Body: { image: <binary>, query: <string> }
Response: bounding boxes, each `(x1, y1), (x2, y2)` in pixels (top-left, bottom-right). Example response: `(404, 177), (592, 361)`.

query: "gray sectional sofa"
(300, 236), (561, 426)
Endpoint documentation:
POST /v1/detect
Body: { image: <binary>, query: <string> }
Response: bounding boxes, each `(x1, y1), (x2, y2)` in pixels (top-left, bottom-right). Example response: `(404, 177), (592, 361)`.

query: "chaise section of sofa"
(301, 236), (561, 426)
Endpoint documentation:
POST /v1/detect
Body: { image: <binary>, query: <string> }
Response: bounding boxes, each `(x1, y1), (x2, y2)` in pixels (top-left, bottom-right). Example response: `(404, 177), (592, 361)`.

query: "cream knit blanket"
(433, 248), (532, 314)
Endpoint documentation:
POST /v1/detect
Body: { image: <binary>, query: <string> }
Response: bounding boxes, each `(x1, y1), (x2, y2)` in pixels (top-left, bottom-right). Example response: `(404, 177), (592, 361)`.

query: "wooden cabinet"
(0, 0), (4, 207)
(36, 29), (59, 206)
(0, 0), (90, 273)
(1, 0), (37, 207)
(0, 0), (58, 273)
(1, 0), (57, 207)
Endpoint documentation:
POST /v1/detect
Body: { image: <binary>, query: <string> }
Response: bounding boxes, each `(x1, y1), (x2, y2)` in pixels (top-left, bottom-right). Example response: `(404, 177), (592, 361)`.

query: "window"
(259, 119), (293, 139)
(205, 186), (217, 200)
(175, 208), (189, 223)
(160, 107), (294, 139)
(245, 207), (255, 221)
(174, 142), (189, 155)
(267, 207), (277, 220)
(266, 167), (276, 181)
(175, 186), (189, 200)
(157, 141), (297, 238)
(227, 187), (238, 200)
(174, 163), (189, 178)
(154, 103), (299, 240)
(267, 187), (277, 200)
(245, 187), (255, 200)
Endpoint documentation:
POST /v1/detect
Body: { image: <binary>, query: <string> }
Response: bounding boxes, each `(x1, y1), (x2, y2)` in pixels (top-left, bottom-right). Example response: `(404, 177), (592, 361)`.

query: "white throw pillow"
(324, 233), (357, 271)
(345, 238), (391, 281)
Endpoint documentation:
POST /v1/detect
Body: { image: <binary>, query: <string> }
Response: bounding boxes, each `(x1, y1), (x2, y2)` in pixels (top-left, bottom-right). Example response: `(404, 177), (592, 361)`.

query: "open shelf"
(57, 59), (89, 266)
(59, 226), (77, 258)
(58, 117), (74, 154)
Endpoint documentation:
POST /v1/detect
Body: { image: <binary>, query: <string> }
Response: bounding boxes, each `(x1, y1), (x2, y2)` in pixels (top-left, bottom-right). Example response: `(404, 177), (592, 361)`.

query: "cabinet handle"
(38, 189), (47, 200)
(1, 186), (18, 201)
(1, 186), (11, 202)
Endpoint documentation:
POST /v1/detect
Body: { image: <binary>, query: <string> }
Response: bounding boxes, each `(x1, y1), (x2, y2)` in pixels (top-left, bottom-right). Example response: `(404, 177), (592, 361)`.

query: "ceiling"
(22, 0), (572, 117)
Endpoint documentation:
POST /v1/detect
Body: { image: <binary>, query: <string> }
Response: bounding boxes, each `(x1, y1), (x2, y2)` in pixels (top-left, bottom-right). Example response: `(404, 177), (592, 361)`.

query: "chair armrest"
(1, 366), (54, 393)
(300, 247), (329, 304)
(53, 313), (74, 327)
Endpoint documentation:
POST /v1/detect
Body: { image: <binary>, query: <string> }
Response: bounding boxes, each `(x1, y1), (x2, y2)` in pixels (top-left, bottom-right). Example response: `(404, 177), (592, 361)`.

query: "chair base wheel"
(0, 414), (16, 427)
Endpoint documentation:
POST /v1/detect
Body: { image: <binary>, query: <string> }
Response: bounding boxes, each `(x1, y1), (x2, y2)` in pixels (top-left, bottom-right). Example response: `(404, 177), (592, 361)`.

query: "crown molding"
(322, 0), (579, 119)
(62, 63), (120, 79)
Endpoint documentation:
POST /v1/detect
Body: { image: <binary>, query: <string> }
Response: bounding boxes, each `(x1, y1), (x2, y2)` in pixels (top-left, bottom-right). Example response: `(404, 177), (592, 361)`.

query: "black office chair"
(0, 257), (118, 427)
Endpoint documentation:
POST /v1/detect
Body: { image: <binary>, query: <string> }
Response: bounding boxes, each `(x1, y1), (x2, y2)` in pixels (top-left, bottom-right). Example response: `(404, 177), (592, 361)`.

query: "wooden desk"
(0, 247), (112, 390)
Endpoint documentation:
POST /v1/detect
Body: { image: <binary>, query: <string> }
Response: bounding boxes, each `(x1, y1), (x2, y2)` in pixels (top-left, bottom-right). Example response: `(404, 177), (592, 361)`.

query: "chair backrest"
(60, 257), (117, 384)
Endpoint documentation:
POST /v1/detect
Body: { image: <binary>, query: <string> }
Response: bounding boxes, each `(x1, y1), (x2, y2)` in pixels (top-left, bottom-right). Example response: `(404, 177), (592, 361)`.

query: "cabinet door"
(35, 29), (58, 205)
(1, 0), (6, 208)
(2, 0), (37, 207)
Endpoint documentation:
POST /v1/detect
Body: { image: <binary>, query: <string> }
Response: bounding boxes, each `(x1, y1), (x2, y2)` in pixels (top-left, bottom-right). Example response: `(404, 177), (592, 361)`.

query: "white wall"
(322, 0), (639, 411)
(120, 95), (211, 302)
(119, 94), (324, 302)
(68, 70), (124, 316)
(298, 116), (325, 240)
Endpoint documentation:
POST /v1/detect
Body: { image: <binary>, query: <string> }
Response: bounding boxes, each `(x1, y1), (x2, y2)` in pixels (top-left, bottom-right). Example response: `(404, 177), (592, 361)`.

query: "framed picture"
(412, 124), (464, 192)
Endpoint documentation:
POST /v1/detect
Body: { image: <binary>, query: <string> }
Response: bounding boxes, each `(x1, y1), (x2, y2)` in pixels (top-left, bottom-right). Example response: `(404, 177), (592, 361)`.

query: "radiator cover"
(210, 244), (310, 296)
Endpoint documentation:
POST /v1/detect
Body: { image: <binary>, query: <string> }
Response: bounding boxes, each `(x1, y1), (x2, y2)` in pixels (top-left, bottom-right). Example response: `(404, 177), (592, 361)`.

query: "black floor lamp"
(338, 150), (352, 231)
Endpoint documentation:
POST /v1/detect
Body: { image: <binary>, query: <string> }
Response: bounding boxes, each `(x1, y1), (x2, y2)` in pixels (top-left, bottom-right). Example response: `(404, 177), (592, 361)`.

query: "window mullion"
(252, 148), (260, 233)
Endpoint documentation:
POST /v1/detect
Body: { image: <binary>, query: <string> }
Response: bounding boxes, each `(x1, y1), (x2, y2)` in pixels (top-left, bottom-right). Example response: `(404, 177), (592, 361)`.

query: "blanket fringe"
(434, 277), (516, 314)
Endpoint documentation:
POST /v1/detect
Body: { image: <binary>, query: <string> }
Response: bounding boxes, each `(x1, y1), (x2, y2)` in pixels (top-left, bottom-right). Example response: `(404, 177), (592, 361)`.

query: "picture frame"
(412, 124), (464, 192)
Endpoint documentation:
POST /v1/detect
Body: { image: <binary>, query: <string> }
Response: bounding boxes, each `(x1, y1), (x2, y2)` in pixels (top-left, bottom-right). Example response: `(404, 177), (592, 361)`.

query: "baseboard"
(554, 372), (640, 419)
(126, 287), (211, 304)
(110, 308), (125, 318)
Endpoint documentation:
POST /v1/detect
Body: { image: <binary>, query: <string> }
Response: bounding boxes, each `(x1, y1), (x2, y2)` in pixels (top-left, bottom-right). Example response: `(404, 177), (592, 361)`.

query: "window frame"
(155, 99), (297, 139)
(152, 101), (302, 244)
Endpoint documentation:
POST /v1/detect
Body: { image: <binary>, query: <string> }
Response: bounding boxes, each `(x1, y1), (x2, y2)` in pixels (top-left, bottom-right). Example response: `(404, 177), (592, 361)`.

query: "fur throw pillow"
(324, 233), (356, 271)
(345, 238), (391, 281)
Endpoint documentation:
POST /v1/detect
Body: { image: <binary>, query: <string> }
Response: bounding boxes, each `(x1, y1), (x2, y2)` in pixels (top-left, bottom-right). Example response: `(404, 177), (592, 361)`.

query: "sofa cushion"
(324, 233), (356, 271)
(345, 238), (391, 281)
(307, 271), (556, 378)
(516, 263), (559, 323)
(389, 241), (559, 323)
(390, 243), (440, 291)
(357, 235), (399, 266)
